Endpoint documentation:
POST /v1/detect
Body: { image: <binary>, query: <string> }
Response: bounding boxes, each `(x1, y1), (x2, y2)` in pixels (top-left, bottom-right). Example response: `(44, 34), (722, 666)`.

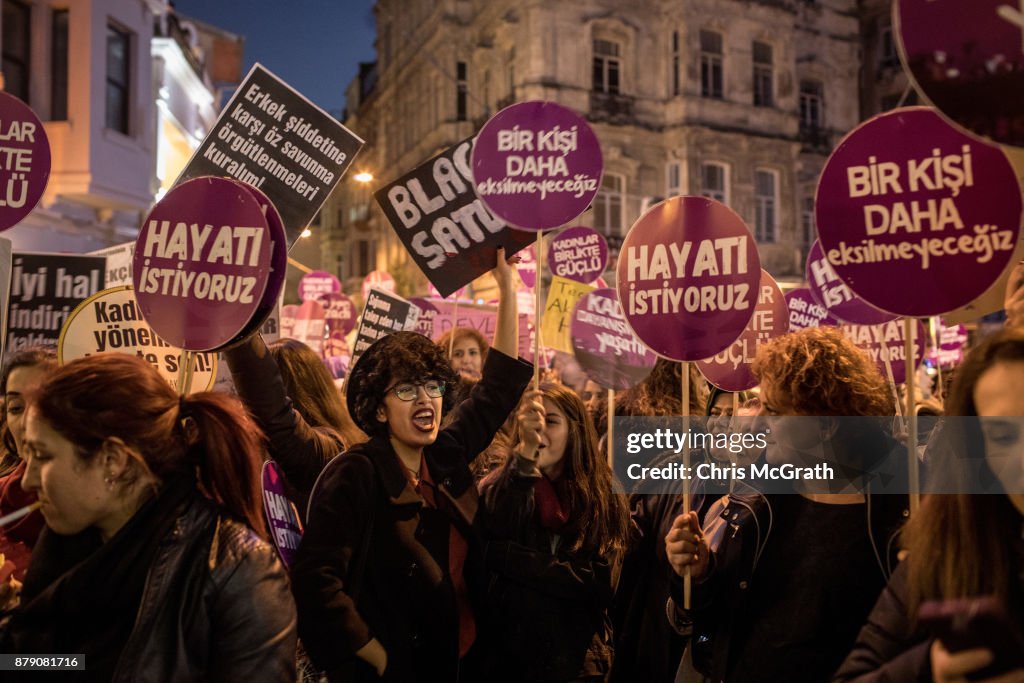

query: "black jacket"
(478, 464), (615, 682)
(291, 349), (532, 683)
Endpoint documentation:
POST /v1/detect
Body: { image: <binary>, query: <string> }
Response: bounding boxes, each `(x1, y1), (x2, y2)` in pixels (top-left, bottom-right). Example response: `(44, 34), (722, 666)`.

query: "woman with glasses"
(291, 249), (533, 683)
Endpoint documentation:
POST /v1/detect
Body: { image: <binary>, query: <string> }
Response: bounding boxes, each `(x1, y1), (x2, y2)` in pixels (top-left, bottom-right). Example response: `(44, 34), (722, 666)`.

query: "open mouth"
(412, 409), (435, 433)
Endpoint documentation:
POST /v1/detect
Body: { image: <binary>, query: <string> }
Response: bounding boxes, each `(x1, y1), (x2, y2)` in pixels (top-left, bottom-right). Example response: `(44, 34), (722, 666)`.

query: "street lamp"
(353, 171), (374, 183)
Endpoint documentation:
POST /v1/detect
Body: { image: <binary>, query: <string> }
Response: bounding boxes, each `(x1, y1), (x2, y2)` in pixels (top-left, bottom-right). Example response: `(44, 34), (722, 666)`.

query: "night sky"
(173, 0), (377, 117)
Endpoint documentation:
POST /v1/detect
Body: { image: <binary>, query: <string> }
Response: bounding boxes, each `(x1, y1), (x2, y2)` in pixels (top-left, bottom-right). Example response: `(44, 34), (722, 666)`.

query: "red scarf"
(533, 475), (570, 531)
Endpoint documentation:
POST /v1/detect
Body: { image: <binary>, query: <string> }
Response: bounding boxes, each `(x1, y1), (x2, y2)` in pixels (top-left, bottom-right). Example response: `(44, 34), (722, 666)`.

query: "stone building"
(326, 0), (865, 297)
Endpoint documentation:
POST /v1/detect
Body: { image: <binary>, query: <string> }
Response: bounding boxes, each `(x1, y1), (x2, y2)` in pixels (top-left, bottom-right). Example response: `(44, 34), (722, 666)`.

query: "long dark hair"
(616, 358), (706, 418)
(1, 347), (57, 470)
(904, 327), (1024, 616)
(485, 383), (630, 558)
(31, 353), (267, 537)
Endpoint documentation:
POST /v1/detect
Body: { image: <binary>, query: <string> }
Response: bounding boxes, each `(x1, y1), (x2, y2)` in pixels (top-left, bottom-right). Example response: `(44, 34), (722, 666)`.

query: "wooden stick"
(905, 318), (920, 515)
(534, 233), (544, 388)
(448, 299), (459, 359)
(287, 256), (313, 273)
(177, 350), (196, 396)
(681, 361), (692, 610)
(606, 388), (615, 468)
(730, 391), (740, 494)
(929, 317), (944, 403)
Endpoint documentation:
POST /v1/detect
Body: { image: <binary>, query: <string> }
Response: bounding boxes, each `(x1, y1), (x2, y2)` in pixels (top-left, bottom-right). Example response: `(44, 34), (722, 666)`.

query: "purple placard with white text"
(0, 93), (50, 232)
(896, 0), (1024, 147)
(472, 101), (602, 230)
(319, 291), (357, 336)
(132, 177), (272, 351)
(298, 270), (341, 302)
(786, 287), (838, 331)
(548, 226), (608, 284)
(696, 271), (789, 391)
(841, 319), (927, 385)
(570, 288), (656, 391)
(261, 461), (303, 568)
(616, 197), (760, 361)
(815, 107), (1022, 317)
(805, 240), (896, 325)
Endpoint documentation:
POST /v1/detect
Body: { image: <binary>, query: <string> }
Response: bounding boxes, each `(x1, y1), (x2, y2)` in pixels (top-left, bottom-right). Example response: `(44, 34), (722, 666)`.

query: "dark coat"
(478, 465), (615, 682)
(291, 349), (532, 683)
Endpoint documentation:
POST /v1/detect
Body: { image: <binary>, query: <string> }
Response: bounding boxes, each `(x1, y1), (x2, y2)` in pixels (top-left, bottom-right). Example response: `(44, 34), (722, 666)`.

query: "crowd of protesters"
(0, 254), (1021, 682)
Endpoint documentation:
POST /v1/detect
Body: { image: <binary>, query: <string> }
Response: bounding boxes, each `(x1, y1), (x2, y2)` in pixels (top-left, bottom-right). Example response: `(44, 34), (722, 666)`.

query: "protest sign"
(896, 0), (1024, 147)
(361, 270), (395, 300)
(0, 92), (50, 232)
(541, 275), (596, 354)
(375, 137), (534, 297)
(516, 244), (538, 289)
(472, 101), (602, 230)
(88, 241), (135, 287)
(816, 107), (1022, 317)
(570, 288), (656, 390)
(298, 270), (341, 302)
(840, 318), (927, 385)
(351, 288), (419, 366)
(548, 226), (607, 284)
(291, 299), (326, 354)
(697, 271), (789, 391)
(616, 197), (761, 361)
(280, 304), (298, 338)
(929, 320), (968, 368)
(58, 285), (217, 392)
(805, 240), (896, 325)
(175, 64), (363, 247)
(319, 291), (357, 336)
(409, 296), (534, 360)
(8, 252), (104, 351)
(261, 461), (303, 568)
(786, 287), (838, 331)
(132, 177), (273, 351)
(0, 238), (9, 359)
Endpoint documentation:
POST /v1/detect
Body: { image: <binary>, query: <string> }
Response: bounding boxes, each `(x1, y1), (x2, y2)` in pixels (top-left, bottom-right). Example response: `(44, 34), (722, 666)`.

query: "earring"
(105, 474), (115, 490)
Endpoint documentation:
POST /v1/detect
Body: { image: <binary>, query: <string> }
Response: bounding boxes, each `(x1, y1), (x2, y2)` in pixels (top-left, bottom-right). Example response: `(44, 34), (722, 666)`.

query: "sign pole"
(681, 360), (692, 610)
(606, 388), (615, 468)
(929, 316), (944, 403)
(534, 233), (544, 388)
(177, 350), (195, 396)
(905, 318), (920, 515)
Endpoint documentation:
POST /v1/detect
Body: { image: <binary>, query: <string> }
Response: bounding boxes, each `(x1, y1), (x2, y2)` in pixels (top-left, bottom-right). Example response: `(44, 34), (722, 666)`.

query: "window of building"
(106, 23), (132, 134)
(802, 196), (815, 245)
(754, 169), (778, 242)
(456, 60), (467, 122)
(799, 80), (823, 130)
(700, 162), (728, 204)
(666, 161), (681, 197)
(700, 30), (723, 99)
(671, 30), (681, 97)
(753, 41), (773, 107)
(2, 0), (31, 103)
(593, 173), (625, 236)
(592, 39), (621, 94)
(51, 9), (69, 120)
(356, 239), (375, 277)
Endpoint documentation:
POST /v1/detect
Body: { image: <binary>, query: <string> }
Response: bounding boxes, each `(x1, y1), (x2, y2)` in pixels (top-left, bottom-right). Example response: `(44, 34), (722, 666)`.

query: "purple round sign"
(805, 241), (896, 325)
(0, 92), (50, 232)
(786, 287), (839, 331)
(840, 319), (927, 385)
(299, 271), (342, 302)
(472, 101), (602, 230)
(261, 461), (303, 568)
(319, 291), (358, 336)
(897, 0), (1024, 147)
(816, 107), (1022, 317)
(570, 288), (656, 391)
(697, 271), (789, 391)
(133, 177), (272, 351)
(616, 197), (761, 362)
(548, 226), (608, 284)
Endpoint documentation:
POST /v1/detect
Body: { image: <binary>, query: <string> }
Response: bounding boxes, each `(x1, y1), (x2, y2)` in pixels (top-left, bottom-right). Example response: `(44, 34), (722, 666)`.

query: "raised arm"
(492, 247), (519, 358)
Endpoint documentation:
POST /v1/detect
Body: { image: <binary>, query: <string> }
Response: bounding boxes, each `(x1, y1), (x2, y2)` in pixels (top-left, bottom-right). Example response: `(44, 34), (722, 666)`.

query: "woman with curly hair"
(291, 250), (533, 683)
(477, 382), (630, 682)
(666, 327), (909, 683)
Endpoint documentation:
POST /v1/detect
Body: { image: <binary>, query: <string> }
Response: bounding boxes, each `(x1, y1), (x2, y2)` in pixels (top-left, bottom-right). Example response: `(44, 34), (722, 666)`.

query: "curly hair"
(434, 327), (489, 359)
(615, 358), (707, 420)
(751, 327), (893, 416)
(350, 332), (459, 438)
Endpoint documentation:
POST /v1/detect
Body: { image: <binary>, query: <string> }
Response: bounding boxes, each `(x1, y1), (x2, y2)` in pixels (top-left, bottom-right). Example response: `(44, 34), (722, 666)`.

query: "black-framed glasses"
(386, 380), (446, 402)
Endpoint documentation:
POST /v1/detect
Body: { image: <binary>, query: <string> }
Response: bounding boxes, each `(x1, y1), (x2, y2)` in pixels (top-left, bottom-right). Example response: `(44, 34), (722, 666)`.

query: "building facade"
(327, 0), (865, 297)
(0, 0), (240, 253)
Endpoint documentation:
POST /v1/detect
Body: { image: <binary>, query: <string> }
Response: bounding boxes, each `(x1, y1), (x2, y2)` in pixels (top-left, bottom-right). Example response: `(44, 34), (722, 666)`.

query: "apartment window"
(2, 0), (30, 102)
(799, 80), (823, 130)
(671, 31), (681, 97)
(666, 161), (681, 197)
(51, 9), (69, 120)
(753, 41), (773, 107)
(802, 196), (815, 245)
(879, 20), (898, 68)
(700, 162), (728, 204)
(700, 30), (723, 99)
(356, 239), (375, 277)
(106, 24), (132, 134)
(456, 60), (467, 122)
(754, 169), (778, 242)
(592, 39), (621, 94)
(593, 173), (625, 236)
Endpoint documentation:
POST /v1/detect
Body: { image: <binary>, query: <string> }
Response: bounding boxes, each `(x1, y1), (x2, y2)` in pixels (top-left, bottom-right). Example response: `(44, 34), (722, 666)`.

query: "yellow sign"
(540, 276), (596, 354)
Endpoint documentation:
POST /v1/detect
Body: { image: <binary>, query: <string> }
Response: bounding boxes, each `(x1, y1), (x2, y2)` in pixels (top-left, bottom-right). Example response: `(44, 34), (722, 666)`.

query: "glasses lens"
(425, 381), (445, 398)
(394, 384), (417, 401)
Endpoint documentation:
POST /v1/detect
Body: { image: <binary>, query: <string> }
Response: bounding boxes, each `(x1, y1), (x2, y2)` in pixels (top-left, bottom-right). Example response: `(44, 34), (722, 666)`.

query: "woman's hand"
(515, 390), (545, 465)
(666, 511), (710, 580)
(355, 638), (388, 677)
(493, 246), (519, 293)
(930, 639), (1024, 683)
